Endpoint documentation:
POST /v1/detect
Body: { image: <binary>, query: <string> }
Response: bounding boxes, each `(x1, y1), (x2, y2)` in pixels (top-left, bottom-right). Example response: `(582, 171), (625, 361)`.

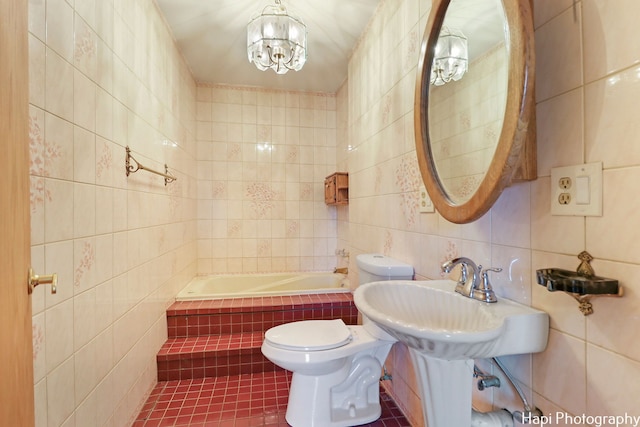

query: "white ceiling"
(156, 0), (382, 93)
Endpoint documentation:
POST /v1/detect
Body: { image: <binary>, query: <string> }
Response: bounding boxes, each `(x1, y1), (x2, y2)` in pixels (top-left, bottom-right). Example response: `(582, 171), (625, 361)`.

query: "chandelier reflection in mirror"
(247, 0), (307, 75)
(430, 27), (468, 86)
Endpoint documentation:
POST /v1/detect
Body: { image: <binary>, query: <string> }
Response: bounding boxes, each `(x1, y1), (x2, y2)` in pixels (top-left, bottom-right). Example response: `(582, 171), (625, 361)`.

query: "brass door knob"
(28, 268), (57, 294)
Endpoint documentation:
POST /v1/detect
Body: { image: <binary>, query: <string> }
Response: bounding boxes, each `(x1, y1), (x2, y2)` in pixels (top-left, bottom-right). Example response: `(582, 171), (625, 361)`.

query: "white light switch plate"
(419, 185), (435, 213)
(550, 162), (602, 216)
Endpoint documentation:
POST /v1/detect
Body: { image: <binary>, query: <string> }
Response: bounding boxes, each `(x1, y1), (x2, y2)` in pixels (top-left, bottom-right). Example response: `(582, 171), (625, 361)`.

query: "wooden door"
(0, 0), (35, 425)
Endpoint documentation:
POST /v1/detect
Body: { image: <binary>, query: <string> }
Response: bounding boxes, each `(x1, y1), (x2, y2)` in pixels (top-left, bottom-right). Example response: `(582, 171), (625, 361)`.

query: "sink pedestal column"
(409, 350), (474, 427)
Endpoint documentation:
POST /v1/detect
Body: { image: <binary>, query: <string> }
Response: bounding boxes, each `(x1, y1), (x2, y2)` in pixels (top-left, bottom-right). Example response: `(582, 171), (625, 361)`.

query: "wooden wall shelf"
(324, 172), (348, 205)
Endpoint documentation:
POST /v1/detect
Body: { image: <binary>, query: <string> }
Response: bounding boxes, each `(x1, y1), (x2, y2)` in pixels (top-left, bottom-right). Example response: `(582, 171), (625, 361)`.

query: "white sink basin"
(353, 279), (548, 360)
(353, 280), (549, 427)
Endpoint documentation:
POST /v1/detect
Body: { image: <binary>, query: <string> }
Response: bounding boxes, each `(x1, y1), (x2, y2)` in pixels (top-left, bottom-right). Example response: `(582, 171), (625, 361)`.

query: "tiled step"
(158, 293), (358, 381)
(157, 332), (276, 381)
(166, 293), (358, 338)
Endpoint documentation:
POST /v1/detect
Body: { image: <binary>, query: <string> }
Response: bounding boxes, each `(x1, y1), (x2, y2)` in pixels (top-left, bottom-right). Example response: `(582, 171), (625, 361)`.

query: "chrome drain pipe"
(470, 357), (546, 426)
(492, 357), (544, 423)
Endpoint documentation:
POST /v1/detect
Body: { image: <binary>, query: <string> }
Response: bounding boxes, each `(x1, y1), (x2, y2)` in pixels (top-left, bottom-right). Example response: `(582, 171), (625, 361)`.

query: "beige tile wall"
(342, 0), (640, 425)
(195, 85), (339, 275)
(26, 0), (640, 425)
(28, 0), (197, 425)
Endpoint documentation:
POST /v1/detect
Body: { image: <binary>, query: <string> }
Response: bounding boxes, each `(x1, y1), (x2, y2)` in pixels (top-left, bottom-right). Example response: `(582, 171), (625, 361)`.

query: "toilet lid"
(265, 319), (352, 351)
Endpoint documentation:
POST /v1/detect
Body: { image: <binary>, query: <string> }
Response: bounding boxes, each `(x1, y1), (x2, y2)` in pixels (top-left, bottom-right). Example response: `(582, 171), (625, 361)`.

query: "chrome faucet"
(442, 257), (480, 298)
(442, 257), (501, 303)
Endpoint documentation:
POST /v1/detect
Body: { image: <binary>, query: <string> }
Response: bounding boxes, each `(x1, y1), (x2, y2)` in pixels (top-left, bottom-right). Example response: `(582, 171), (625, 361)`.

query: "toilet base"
(287, 405), (381, 427)
(285, 354), (384, 427)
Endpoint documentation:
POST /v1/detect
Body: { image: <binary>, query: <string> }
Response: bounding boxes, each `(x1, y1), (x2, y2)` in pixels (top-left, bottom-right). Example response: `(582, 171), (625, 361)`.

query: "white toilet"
(261, 254), (414, 427)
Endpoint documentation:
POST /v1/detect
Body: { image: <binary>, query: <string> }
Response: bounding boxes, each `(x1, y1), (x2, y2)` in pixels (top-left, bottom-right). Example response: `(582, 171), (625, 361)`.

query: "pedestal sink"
(353, 280), (549, 427)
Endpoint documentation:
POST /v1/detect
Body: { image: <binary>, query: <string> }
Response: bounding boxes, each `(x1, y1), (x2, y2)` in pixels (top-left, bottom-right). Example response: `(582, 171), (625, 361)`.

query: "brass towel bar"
(125, 146), (177, 185)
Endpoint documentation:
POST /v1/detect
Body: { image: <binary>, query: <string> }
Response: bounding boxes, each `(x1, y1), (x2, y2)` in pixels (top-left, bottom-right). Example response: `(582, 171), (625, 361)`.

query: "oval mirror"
(414, 0), (536, 224)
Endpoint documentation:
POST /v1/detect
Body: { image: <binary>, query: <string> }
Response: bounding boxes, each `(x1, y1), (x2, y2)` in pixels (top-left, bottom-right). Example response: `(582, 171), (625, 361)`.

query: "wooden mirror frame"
(414, 0), (537, 224)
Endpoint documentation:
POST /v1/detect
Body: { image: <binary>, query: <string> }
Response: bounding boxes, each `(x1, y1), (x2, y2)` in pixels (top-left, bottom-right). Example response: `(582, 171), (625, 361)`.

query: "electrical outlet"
(419, 185), (435, 213)
(559, 177), (572, 190)
(558, 193), (571, 204)
(551, 162), (602, 216)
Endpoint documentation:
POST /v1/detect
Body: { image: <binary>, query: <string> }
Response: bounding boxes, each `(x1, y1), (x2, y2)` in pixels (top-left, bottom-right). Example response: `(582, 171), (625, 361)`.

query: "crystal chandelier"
(430, 27), (468, 86)
(247, 0), (307, 75)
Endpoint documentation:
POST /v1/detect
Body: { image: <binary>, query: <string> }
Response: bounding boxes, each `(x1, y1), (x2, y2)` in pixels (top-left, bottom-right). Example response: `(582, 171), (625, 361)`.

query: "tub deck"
(168, 291), (355, 315)
(176, 272), (348, 301)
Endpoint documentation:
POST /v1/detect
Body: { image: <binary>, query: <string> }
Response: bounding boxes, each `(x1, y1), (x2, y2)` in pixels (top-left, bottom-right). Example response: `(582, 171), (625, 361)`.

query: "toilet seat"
(265, 319), (352, 351)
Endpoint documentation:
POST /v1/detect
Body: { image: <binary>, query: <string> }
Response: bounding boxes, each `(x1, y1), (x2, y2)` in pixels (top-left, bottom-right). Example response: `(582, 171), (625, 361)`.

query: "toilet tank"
(356, 254), (414, 285)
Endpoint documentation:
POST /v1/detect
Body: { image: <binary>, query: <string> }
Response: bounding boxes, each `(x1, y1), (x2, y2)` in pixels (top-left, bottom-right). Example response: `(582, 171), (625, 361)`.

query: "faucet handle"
(476, 267), (502, 303)
(482, 267), (502, 276)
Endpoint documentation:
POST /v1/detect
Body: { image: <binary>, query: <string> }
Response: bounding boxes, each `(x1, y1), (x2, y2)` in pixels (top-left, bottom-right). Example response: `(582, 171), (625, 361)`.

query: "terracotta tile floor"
(133, 370), (412, 427)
